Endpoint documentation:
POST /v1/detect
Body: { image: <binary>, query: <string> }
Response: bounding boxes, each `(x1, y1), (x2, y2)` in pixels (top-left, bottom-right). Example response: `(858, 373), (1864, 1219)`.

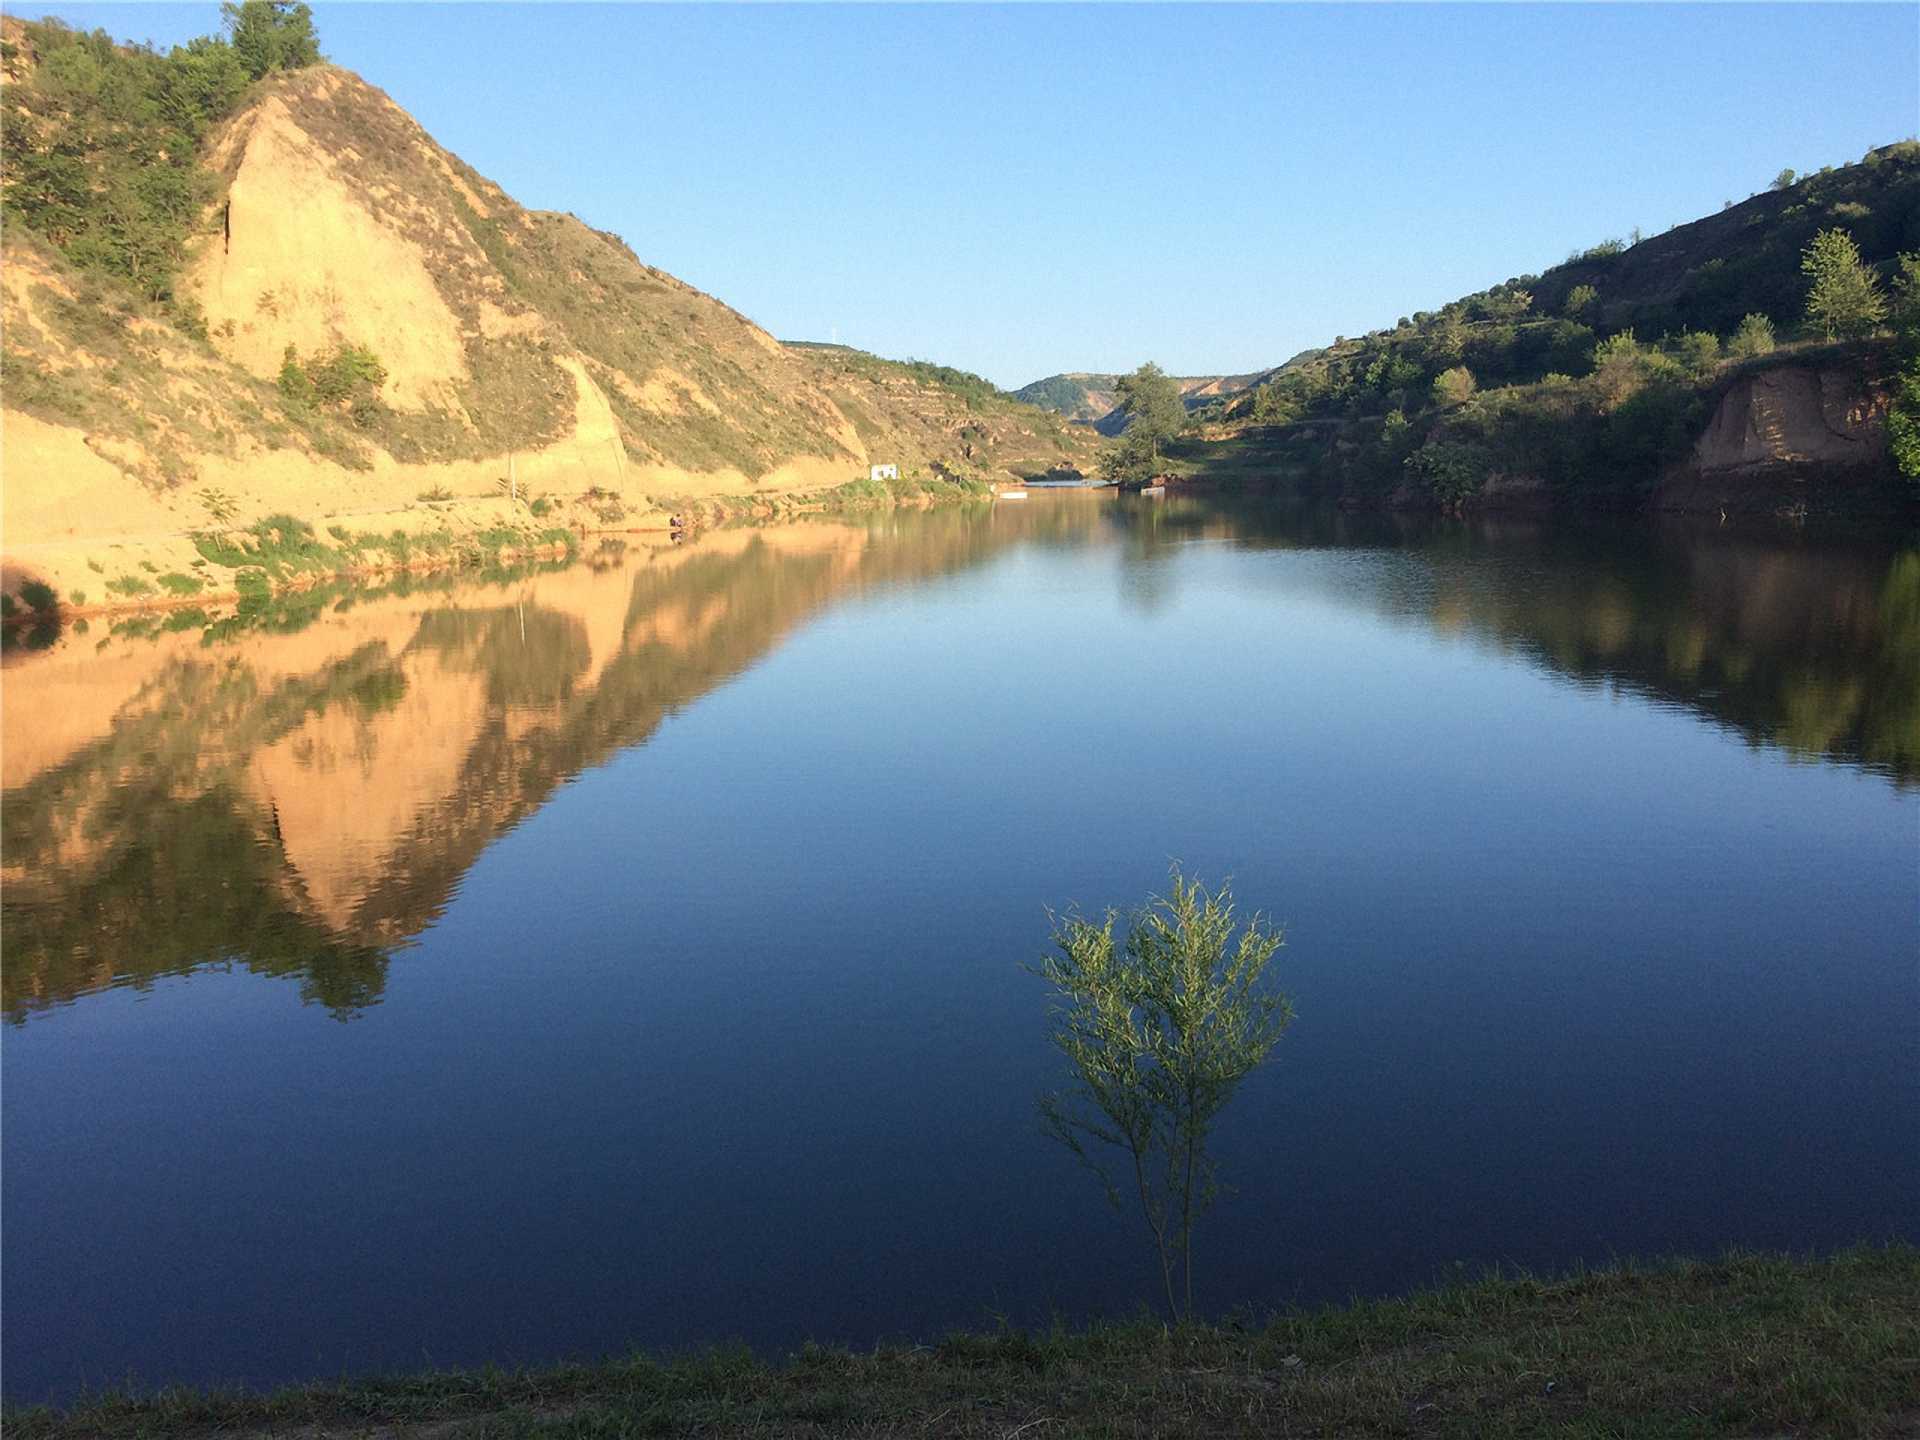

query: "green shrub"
(1668, 330), (1721, 380)
(20, 580), (58, 612)
(1727, 313), (1777, 359)
(309, 343), (386, 404)
(1407, 438), (1490, 504)
(1432, 366), (1478, 407)
(277, 345), (316, 407)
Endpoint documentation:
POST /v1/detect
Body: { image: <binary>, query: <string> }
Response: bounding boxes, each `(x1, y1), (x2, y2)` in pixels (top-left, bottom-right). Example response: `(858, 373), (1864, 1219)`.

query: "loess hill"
(0, 23), (1094, 607)
(1174, 145), (1920, 514)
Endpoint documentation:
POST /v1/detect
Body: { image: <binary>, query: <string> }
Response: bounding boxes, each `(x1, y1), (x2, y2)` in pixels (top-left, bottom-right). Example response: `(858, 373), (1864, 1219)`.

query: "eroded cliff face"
(1693, 364), (1889, 473)
(1657, 359), (1904, 515)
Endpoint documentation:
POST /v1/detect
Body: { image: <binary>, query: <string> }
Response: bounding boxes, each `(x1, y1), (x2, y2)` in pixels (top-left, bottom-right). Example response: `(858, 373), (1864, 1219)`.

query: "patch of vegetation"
(6, 1248), (1914, 1440)
(157, 572), (204, 596)
(0, 5), (316, 301)
(104, 574), (155, 598)
(1190, 146), (1920, 509)
(19, 580), (58, 612)
(0, 347), (89, 421)
(192, 512), (336, 580)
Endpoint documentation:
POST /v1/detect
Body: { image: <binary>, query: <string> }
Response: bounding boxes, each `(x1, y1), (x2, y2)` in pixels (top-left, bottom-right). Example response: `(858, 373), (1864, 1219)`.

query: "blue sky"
(27, 3), (1920, 387)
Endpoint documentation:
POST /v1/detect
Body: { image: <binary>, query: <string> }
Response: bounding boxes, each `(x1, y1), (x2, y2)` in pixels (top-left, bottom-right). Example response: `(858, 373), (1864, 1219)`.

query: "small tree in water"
(1036, 867), (1294, 1323)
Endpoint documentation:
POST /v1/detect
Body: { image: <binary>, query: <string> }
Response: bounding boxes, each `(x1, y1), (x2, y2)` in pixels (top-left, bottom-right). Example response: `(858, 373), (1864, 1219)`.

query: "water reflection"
(3, 495), (1912, 1023)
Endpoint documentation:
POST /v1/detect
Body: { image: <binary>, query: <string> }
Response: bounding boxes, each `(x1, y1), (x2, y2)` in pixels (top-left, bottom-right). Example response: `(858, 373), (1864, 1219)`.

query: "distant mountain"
(1012, 370), (1271, 434)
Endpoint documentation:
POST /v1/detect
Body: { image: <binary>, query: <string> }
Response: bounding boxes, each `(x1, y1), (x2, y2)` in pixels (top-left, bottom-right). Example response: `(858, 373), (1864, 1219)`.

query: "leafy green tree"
(1, 17), (268, 298)
(156, 36), (249, 139)
(1563, 284), (1598, 318)
(1407, 437), (1489, 506)
(1772, 168), (1797, 191)
(1432, 366), (1477, 407)
(1802, 228), (1887, 340)
(1888, 254), (1920, 484)
(222, 1), (320, 80)
(1727, 313), (1776, 360)
(1888, 363), (1920, 483)
(1425, 314), (1469, 364)
(1097, 428), (1159, 485)
(1890, 252), (1920, 332)
(1036, 869), (1293, 1323)
(1250, 382), (1299, 426)
(1113, 362), (1187, 468)
(1669, 330), (1721, 380)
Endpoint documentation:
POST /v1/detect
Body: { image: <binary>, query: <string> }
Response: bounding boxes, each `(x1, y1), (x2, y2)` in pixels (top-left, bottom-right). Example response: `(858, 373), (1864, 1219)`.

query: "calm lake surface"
(3, 495), (1916, 1402)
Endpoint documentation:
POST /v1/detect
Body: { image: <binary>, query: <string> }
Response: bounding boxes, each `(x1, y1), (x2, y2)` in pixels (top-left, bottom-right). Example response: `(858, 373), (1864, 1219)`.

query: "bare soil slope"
(1, 60), (1095, 608)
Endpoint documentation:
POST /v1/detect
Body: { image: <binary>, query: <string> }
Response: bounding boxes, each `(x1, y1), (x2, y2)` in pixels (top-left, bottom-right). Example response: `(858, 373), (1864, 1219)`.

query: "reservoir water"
(3, 494), (1915, 1402)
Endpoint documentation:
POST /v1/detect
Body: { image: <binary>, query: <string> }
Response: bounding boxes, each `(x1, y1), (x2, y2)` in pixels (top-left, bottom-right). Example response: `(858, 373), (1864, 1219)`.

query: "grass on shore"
(8, 1245), (1916, 1438)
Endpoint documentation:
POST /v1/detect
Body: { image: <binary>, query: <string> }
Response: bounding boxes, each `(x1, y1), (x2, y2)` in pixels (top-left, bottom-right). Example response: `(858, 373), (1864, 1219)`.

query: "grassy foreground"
(10, 1247), (1916, 1439)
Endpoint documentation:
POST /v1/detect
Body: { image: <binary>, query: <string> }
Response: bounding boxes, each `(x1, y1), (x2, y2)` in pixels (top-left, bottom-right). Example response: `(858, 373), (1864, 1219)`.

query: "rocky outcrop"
(1655, 358), (1906, 516)
(1693, 363), (1888, 473)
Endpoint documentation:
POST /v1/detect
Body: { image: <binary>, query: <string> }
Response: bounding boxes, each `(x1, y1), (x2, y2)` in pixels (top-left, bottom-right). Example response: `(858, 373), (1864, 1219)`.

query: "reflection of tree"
(412, 606), (591, 707)
(13, 494), (1898, 1025)
(1140, 500), (1918, 781)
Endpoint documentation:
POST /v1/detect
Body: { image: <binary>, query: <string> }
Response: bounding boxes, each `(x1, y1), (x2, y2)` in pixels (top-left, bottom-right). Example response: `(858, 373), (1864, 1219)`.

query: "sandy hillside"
(1, 55), (1098, 612)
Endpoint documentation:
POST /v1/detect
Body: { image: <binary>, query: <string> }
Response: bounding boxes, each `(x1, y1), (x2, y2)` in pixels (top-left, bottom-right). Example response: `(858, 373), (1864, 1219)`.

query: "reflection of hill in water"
(1114, 500), (1919, 783)
(0, 502), (1099, 1021)
(4, 497), (1911, 1021)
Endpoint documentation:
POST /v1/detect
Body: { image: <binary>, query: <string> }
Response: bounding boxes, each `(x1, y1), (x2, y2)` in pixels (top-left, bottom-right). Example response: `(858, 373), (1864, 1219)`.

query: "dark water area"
(3, 496), (1916, 1402)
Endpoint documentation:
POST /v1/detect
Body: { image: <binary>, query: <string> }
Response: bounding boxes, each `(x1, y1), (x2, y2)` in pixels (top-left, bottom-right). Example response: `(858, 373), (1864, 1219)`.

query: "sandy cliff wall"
(1655, 359), (1905, 516)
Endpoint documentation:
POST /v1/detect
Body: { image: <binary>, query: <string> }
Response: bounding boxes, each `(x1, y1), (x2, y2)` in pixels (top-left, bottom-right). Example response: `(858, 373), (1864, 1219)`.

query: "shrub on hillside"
(1727, 313), (1777, 360)
(1432, 366), (1477, 407)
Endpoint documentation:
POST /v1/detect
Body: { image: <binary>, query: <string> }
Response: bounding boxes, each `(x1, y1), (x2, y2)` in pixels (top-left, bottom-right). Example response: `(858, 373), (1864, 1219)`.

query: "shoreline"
(0, 473), (1003, 627)
(6, 1245), (1913, 1436)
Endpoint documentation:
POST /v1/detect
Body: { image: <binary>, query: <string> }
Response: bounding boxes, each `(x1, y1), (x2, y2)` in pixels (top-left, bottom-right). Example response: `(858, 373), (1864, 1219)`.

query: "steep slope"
(1, 36), (1096, 611)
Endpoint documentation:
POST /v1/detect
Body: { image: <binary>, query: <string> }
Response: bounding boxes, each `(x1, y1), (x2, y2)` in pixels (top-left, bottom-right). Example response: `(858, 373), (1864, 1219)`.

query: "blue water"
(3, 498), (1915, 1401)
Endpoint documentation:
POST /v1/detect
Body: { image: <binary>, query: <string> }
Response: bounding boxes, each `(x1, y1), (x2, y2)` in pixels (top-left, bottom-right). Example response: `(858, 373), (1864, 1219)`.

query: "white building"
(869, 464), (899, 482)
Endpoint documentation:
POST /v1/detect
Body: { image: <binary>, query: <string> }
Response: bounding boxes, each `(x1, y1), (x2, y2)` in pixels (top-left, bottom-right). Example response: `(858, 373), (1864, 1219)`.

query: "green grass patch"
(6, 1247), (1914, 1439)
(156, 572), (203, 596)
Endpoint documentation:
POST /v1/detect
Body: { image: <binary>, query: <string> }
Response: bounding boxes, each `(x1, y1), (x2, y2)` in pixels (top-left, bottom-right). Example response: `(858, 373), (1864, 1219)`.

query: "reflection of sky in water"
(3, 500), (1916, 1402)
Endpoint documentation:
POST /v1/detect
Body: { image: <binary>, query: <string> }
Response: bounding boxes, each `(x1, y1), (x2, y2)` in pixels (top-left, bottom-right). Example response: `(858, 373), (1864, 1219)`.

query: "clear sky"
(26, 3), (1920, 387)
